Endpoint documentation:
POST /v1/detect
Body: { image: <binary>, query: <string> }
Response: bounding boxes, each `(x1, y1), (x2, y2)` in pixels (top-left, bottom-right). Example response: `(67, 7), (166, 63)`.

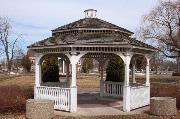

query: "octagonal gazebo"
(28, 9), (156, 113)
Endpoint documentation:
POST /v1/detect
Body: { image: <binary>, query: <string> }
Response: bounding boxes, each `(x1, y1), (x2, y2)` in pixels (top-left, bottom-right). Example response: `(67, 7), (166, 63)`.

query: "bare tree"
(0, 17), (22, 72)
(150, 52), (165, 74)
(137, 0), (180, 73)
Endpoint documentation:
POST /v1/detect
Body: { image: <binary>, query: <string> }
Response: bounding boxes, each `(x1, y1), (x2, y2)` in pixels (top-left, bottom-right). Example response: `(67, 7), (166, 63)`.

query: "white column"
(69, 61), (77, 112)
(63, 60), (65, 74)
(70, 87), (77, 112)
(124, 56), (130, 86)
(35, 56), (42, 86)
(123, 54), (131, 112)
(146, 58), (150, 86)
(66, 52), (84, 113)
(34, 54), (43, 99)
(132, 64), (136, 83)
(71, 62), (77, 87)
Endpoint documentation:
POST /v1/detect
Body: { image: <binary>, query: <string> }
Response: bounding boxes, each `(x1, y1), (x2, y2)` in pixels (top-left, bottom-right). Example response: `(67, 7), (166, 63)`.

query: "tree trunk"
(177, 17), (180, 74)
(7, 60), (12, 72)
(177, 52), (180, 74)
(178, 21), (180, 74)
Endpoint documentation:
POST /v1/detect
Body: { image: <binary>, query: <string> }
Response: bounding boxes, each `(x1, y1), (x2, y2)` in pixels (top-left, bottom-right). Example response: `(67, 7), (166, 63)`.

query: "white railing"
(100, 81), (123, 97)
(35, 86), (70, 111)
(130, 85), (150, 110)
(41, 82), (68, 88)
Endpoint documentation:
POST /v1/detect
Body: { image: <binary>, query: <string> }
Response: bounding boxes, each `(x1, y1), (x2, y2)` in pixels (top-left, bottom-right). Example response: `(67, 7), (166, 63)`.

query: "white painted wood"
(100, 81), (123, 97)
(146, 57), (150, 86)
(84, 9), (97, 18)
(34, 54), (44, 99)
(132, 64), (136, 83)
(124, 55), (130, 86)
(123, 86), (131, 112)
(71, 63), (77, 87)
(35, 54), (44, 86)
(65, 52), (86, 113)
(130, 86), (150, 110)
(66, 52), (85, 87)
(123, 53), (131, 112)
(70, 87), (77, 112)
(33, 52), (152, 113)
(63, 60), (65, 74)
(35, 86), (71, 111)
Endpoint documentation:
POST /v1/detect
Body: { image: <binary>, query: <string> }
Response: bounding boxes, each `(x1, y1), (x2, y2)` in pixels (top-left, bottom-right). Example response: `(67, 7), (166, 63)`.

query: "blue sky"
(0, 0), (158, 52)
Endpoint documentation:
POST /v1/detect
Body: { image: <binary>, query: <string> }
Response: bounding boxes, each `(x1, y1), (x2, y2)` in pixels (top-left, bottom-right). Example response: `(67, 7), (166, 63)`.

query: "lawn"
(0, 75), (34, 88)
(0, 73), (180, 119)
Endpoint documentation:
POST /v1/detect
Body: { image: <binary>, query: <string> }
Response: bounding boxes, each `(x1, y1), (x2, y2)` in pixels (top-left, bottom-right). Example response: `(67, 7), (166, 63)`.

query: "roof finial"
(84, 9), (97, 18)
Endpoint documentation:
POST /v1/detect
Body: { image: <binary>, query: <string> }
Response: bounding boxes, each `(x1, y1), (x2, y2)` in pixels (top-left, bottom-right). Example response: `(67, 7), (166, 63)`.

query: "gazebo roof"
(28, 9), (156, 53)
(52, 18), (133, 34)
(28, 35), (155, 50)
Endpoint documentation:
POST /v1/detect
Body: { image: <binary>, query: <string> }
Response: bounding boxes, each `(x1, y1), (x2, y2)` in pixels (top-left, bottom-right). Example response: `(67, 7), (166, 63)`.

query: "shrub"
(106, 57), (124, 82)
(21, 55), (32, 73)
(0, 85), (33, 113)
(82, 58), (93, 73)
(42, 57), (59, 82)
(172, 72), (180, 76)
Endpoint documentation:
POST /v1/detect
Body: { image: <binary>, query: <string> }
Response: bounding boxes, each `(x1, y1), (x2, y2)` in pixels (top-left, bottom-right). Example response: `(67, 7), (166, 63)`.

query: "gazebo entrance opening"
(28, 9), (156, 113)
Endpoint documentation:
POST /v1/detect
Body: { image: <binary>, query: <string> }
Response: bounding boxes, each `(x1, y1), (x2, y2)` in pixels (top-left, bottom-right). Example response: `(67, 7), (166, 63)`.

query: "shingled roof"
(28, 9), (156, 52)
(52, 18), (133, 34)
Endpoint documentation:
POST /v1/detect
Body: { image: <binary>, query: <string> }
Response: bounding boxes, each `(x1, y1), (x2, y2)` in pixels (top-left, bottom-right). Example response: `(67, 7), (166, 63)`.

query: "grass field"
(0, 74), (180, 119)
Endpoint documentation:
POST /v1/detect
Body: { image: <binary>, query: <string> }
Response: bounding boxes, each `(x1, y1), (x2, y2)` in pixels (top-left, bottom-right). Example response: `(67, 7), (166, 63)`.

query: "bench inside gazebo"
(28, 9), (156, 113)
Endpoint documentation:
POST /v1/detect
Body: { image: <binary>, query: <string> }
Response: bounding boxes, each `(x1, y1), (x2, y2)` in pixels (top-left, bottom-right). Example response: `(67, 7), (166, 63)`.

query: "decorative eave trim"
(51, 28), (133, 35)
(28, 44), (132, 50)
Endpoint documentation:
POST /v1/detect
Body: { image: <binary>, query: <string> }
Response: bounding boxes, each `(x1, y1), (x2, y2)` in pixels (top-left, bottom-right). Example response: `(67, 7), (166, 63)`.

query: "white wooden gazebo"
(28, 9), (156, 113)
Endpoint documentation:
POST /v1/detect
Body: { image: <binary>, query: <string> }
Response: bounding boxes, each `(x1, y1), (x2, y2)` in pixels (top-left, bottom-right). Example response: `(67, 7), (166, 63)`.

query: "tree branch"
(159, 49), (180, 58)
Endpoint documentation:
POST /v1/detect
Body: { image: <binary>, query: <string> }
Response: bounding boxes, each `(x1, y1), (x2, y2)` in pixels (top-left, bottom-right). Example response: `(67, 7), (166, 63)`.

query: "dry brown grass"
(0, 74), (100, 89)
(77, 75), (100, 89)
(0, 75), (34, 88)
(0, 74), (180, 119)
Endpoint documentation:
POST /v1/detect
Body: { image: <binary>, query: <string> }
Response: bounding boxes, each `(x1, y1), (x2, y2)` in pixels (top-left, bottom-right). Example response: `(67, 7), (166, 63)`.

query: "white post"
(146, 57), (150, 86)
(123, 54), (131, 112)
(71, 62), (77, 87)
(34, 54), (43, 99)
(70, 87), (77, 112)
(35, 55), (43, 86)
(70, 61), (77, 112)
(63, 60), (65, 74)
(132, 64), (136, 83)
(66, 52), (84, 113)
(124, 56), (130, 86)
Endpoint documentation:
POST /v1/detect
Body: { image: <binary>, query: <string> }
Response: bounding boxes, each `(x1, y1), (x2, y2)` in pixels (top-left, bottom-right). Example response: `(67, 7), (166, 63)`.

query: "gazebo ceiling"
(28, 9), (156, 53)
